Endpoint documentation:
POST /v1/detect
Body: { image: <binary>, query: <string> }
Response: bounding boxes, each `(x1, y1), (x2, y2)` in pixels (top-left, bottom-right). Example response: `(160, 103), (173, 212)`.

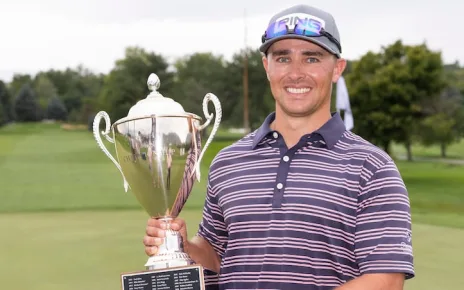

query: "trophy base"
(121, 264), (205, 290)
(145, 251), (193, 270)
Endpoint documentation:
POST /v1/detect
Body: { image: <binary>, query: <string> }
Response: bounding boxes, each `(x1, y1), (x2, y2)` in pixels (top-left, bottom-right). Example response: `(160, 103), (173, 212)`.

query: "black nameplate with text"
(121, 265), (203, 290)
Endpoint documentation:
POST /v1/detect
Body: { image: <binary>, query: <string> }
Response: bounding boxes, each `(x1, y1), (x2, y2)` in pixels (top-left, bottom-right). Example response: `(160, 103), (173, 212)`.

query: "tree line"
(0, 40), (463, 159)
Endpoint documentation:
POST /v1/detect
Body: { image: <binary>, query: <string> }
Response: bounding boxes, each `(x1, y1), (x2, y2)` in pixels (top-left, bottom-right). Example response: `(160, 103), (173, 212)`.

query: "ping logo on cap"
(275, 13), (326, 33)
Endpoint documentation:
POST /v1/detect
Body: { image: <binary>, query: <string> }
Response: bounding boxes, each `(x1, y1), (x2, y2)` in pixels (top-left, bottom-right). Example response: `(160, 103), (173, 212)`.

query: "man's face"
(262, 38), (346, 118)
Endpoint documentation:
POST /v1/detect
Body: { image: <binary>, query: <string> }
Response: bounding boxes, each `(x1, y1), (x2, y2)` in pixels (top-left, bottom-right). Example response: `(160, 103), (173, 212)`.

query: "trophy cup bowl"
(92, 73), (221, 290)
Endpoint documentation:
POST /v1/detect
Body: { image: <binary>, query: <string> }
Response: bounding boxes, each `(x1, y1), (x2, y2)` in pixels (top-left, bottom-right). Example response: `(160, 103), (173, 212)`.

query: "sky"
(0, 0), (462, 83)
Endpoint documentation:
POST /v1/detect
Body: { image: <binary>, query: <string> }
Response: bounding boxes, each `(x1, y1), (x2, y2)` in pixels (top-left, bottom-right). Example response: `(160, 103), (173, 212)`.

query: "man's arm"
(349, 158), (414, 288)
(334, 273), (405, 290)
(185, 235), (221, 273)
(192, 167), (228, 275)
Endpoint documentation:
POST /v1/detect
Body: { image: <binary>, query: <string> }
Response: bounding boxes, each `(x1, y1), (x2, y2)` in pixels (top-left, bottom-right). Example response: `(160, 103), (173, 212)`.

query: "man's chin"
(281, 107), (315, 118)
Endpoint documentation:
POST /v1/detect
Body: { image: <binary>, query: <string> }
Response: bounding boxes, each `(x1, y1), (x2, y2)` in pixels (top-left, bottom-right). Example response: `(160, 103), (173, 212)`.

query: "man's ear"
(262, 55), (270, 81)
(332, 57), (347, 83)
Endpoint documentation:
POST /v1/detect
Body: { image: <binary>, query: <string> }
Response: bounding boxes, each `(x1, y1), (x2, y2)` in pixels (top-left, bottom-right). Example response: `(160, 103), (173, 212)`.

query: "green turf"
(391, 140), (464, 159)
(0, 122), (139, 212)
(0, 123), (232, 213)
(2, 123), (463, 228)
(404, 223), (464, 290)
(1, 123), (463, 289)
(0, 210), (202, 290)
(0, 210), (461, 290)
(397, 161), (464, 228)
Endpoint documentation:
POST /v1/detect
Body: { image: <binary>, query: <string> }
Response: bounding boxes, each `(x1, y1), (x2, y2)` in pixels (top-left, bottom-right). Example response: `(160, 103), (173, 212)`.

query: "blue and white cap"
(259, 4), (342, 57)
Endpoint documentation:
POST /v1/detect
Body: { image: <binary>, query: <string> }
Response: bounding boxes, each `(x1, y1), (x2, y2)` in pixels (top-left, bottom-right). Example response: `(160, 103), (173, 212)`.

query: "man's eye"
(276, 57), (290, 63)
(307, 57), (320, 63)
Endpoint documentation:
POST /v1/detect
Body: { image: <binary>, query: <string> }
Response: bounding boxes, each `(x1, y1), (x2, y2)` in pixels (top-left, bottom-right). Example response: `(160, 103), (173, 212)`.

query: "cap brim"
(259, 35), (340, 58)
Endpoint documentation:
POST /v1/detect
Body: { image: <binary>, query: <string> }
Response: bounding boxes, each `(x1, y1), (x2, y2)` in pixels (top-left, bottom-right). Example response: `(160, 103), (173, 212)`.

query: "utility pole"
(243, 8), (250, 133)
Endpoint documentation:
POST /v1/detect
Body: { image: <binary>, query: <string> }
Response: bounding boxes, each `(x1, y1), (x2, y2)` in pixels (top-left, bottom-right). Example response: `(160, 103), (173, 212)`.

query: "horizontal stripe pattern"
(197, 122), (414, 290)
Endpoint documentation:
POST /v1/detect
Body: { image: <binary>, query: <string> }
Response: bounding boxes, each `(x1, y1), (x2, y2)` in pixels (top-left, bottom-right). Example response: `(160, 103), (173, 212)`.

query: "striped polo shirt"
(197, 112), (414, 290)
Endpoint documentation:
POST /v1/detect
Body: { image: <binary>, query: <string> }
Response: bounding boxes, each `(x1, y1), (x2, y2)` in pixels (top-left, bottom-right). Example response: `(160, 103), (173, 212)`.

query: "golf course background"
(0, 122), (463, 289)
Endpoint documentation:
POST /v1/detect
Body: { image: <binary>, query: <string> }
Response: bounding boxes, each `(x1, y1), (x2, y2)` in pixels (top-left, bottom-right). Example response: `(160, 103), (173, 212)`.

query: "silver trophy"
(93, 73), (221, 290)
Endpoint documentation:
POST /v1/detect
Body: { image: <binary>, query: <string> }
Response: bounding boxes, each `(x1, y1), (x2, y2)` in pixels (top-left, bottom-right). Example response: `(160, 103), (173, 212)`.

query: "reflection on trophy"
(92, 73), (221, 290)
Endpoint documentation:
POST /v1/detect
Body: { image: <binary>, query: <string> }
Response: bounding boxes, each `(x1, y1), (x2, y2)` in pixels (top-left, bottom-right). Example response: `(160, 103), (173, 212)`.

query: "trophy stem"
(144, 217), (193, 270)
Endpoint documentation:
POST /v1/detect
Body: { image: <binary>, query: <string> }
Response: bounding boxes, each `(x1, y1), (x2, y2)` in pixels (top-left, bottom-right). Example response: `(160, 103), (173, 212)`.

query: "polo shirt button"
(273, 132), (278, 139)
(276, 183), (283, 189)
(283, 156), (289, 162)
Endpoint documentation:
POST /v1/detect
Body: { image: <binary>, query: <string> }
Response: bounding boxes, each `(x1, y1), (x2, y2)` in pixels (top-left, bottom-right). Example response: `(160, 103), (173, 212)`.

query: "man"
(143, 4), (415, 289)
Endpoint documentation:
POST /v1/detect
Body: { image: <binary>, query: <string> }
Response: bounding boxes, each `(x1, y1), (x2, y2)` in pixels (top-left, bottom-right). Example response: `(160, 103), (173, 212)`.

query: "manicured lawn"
(391, 140), (464, 159)
(0, 122), (463, 289)
(0, 210), (462, 290)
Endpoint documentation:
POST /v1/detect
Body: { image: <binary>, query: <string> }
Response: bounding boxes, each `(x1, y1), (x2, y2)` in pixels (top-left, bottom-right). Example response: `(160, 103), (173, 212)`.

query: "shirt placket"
(271, 132), (303, 208)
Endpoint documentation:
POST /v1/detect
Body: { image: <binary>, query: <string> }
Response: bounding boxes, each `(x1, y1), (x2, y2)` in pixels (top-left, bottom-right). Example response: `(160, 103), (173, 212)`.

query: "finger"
(145, 246), (157, 256)
(169, 218), (186, 231)
(146, 226), (165, 238)
(147, 217), (167, 229)
(143, 236), (164, 247)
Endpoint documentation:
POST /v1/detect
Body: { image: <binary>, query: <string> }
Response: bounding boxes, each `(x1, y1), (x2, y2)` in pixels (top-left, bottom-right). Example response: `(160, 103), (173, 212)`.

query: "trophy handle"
(93, 111), (130, 192)
(191, 93), (222, 181)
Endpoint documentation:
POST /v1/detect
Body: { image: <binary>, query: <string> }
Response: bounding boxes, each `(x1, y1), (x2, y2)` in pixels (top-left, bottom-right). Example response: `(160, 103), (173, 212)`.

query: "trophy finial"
(147, 73), (160, 91)
(128, 72), (185, 115)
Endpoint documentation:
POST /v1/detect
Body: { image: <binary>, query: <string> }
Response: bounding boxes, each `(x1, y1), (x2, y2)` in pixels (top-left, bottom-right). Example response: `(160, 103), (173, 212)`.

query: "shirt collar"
(251, 112), (346, 149)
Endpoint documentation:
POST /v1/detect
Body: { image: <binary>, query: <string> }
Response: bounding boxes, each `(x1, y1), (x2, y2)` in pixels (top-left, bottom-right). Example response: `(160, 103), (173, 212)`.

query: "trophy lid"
(126, 73), (186, 117)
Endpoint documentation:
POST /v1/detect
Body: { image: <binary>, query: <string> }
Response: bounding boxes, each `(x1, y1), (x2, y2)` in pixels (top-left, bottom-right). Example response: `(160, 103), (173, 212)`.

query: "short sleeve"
(196, 173), (228, 288)
(355, 159), (415, 279)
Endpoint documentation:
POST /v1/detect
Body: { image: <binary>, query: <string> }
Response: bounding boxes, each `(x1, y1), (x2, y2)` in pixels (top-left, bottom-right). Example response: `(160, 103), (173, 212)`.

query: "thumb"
(169, 218), (185, 231)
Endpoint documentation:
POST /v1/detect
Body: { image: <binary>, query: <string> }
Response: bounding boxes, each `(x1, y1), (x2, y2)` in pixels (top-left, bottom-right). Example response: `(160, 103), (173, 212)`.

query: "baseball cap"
(259, 4), (342, 57)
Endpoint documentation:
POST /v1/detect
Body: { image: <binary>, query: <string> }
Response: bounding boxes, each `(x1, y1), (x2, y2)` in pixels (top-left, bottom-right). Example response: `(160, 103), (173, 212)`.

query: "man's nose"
(287, 62), (305, 82)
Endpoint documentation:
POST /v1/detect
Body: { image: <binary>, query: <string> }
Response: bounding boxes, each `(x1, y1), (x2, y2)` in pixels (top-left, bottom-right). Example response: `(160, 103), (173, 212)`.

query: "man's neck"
(271, 107), (331, 149)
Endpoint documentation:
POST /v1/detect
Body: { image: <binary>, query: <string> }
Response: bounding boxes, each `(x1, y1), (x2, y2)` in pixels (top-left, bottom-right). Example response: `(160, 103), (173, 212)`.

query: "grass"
(397, 161), (464, 228)
(404, 223), (464, 290)
(0, 122), (463, 289)
(2, 122), (463, 227)
(0, 123), (232, 213)
(0, 210), (203, 290)
(0, 122), (139, 212)
(0, 210), (462, 290)
(391, 140), (464, 159)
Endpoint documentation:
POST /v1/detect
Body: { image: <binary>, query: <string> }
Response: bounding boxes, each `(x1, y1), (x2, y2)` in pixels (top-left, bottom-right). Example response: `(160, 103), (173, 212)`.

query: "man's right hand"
(143, 217), (189, 256)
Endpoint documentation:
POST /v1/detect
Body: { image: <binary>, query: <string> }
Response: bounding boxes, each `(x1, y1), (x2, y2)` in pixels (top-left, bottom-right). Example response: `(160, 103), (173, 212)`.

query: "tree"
(170, 49), (272, 130)
(418, 86), (464, 157)
(14, 84), (40, 122)
(420, 114), (456, 157)
(97, 47), (174, 122)
(170, 52), (230, 127)
(444, 62), (464, 98)
(38, 66), (104, 123)
(0, 81), (13, 124)
(33, 75), (58, 111)
(9, 74), (32, 100)
(0, 101), (4, 125)
(223, 49), (272, 130)
(346, 40), (445, 159)
(46, 96), (68, 121)
(345, 51), (393, 153)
